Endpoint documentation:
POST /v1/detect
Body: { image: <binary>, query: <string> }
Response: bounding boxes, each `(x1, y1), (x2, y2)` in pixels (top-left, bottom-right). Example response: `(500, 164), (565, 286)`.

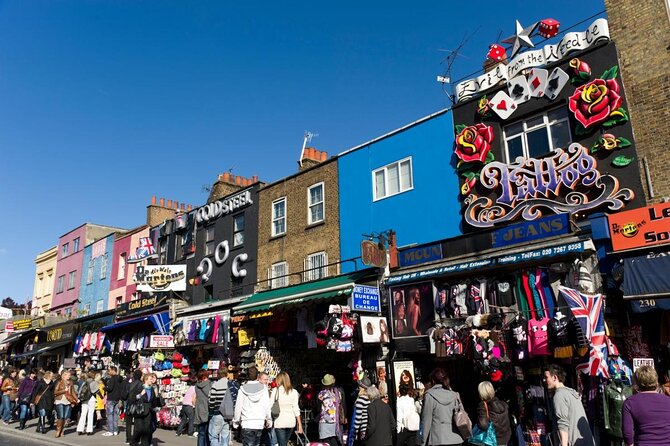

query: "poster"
(390, 282), (436, 338)
(393, 360), (416, 396)
(376, 361), (389, 398)
(360, 316), (390, 343)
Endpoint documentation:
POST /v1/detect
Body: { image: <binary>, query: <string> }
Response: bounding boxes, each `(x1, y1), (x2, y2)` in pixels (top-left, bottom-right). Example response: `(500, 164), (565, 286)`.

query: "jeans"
(208, 414), (230, 446)
(19, 403), (31, 421)
(106, 400), (119, 433)
(77, 397), (96, 433)
(55, 404), (72, 420)
(1, 395), (12, 422)
(177, 405), (195, 435)
(275, 427), (293, 446)
(241, 428), (264, 446)
(198, 422), (210, 446)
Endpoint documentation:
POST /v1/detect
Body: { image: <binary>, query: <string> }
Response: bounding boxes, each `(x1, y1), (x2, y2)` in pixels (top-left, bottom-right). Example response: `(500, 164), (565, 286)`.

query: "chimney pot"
(181, 203), (185, 210)
(175, 201), (179, 209)
(235, 175), (242, 186)
(321, 151), (328, 161)
(252, 175), (258, 183)
(159, 198), (165, 206)
(223, 172), (230, 182)
(187, 205), (193, 211)
(151, 196), (156, 205)
(167, 199), (172, 208)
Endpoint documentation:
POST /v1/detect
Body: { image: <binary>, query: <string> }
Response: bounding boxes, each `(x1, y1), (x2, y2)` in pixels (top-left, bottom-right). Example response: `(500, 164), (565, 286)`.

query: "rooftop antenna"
(436, 28), (478, 104)
(299, 131), (318, 166)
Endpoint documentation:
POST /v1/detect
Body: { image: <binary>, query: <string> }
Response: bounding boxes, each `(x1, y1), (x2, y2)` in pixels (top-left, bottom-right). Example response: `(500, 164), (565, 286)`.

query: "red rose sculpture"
(568, 78), (623, 129)
(455, 123), (494, 163)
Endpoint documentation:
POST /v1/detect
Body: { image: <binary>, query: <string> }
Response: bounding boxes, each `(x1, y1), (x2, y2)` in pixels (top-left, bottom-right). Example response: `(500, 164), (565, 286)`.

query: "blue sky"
(0, 1), (605, 303)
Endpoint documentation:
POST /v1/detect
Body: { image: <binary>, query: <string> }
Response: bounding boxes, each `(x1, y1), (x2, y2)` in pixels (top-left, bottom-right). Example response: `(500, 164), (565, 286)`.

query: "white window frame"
(233, 214), (245, 247)
(57, 275), (65, 294)
(271, 197), (287, 237)
(304, 251), (328, 282)
(269, 261), (289, 289)
(118, 253), (126, 280)
(307, 182), (325, 225)
(503, 108), (571, 163)
(205, 226), (216, 256)
(86, 260), (94, 284)
(82, 303), (90, 316)
(96, 299), (104, 313)
(372, 157), (414, 201)
(67, 271), (76, 290)
(100, 253), (108, 280)
(62, 243), (69, 258)
(73, 237), (80, 253)
(64, 308), (72, 318)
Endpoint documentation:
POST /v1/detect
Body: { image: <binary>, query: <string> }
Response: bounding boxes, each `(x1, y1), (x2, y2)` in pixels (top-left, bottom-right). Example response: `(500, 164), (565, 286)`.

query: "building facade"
(78, 233), (117, 316)
(337, 109), (462, 271)
(257, 149), (340, 290)
(108, 226), (150, 310)
(31, 246), (57, 316)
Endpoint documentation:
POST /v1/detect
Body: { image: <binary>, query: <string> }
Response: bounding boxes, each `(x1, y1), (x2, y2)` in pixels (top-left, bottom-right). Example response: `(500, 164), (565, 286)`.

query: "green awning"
(234, 270), (375, 315)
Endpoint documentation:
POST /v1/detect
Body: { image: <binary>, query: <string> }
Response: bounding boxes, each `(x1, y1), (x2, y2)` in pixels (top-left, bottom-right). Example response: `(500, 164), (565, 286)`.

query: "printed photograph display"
(390, 282), (436, 338)
(360, 316), (390, 344)
(392, 360), (416, 396)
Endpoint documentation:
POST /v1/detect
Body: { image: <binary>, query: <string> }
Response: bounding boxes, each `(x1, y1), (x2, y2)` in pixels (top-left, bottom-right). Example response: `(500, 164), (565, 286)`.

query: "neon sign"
(464, 143), (634, 228)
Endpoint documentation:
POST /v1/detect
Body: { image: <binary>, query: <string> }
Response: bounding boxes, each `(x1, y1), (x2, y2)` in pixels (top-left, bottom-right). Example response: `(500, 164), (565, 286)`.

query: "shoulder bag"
(271, 389), (280, 419)
(34, 384), (51, 406)
(468, 401), (497, 446)
(453, 392), (472, 440)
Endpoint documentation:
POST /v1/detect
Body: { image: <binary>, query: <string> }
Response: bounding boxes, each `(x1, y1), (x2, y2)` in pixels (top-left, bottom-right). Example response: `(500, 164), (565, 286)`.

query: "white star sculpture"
(502, 20), (538, 58)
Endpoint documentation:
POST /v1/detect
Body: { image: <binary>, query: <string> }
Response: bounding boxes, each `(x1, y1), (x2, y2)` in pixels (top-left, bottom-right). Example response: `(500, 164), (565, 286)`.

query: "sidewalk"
(0, 417), (214, 446)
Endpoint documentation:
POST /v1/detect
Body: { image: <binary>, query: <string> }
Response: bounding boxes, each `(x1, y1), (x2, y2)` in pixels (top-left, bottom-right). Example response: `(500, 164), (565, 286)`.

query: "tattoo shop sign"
(464, 143), (634, 228)
(456, 18), (610, 102)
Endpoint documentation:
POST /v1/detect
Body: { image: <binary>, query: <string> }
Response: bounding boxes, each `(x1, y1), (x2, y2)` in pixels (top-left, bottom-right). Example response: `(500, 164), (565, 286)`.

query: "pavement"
(0, 417), (203, 446)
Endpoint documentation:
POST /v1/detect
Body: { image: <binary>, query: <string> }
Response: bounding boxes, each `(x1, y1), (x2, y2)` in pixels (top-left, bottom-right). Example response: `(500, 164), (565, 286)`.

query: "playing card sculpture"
(537, 18), (560, 38)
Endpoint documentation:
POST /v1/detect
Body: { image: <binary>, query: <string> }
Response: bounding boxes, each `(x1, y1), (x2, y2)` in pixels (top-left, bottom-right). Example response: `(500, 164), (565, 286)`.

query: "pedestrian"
(259, 372), (275, 446)
(125, 369), (145, 446)
(76, 370), (99, 435)
(94, 373), (106, 430)
(53, 369), (78, 437)
(1, 368), (19, 425)
(16, 369), (38, 430)
(31, 370), (55, 434)
(318, 374), (346, 446)
(176, 372), (197, 437)
(352, 377), (372, 445)
(194, 368), (213, 446)
(475, 381), (511, 446)
(544, 364), (594, 446)
(233, 366), (272, 446)
(103, 365), (123, 436)
(209, 366), (231, 446)
(421, 368), (463, 446)
(622, 365), (670, 446)
(396, 383), (419, 446)
(271, 371), (303, 446)
(364, 385), (395, 446)
(129, 373), (161, 446)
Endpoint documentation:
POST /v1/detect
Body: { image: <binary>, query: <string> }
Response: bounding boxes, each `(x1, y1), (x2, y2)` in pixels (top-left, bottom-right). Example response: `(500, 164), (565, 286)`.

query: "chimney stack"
(146, 196), (195, 227)
(299, 147), (328, 171)
(207, 173), (260, 203)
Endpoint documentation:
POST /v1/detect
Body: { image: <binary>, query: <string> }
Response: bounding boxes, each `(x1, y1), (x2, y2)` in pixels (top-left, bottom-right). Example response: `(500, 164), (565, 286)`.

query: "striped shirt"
(208, 378), (228, 415)
(354, 395), (370, 439)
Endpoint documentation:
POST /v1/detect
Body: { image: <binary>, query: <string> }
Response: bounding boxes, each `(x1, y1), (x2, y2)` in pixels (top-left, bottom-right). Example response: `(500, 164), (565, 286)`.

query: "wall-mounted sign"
(608, 203), (670, 251)
(350, 285), (381, 313)
(134, 265), (186, 292)
(464, 144), (633, 228)
(196, 239), (248, 283)
(361, 240), (387, 268)
(456, 18), (610, 102)
(149, 335), (174, 348)
(492, 214), (570, 248)
(12, 319), (32, 331)
(633, 358), (655, 372)
(195, 190), (253, 224)
(39, 322), (75, 346)
(116, 295), (168, 319)
(398, 243), (443, 268)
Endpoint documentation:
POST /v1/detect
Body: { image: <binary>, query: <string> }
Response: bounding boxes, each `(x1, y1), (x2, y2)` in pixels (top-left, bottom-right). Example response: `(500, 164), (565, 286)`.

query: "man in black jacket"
(103, 366), (124, 436)
(124, 369), (144, 445)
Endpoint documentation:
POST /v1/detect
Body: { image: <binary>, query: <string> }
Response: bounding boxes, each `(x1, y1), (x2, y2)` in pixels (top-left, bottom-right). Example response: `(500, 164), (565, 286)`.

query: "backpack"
(220, 380), (239, 421)
(78, 381), (92, 401)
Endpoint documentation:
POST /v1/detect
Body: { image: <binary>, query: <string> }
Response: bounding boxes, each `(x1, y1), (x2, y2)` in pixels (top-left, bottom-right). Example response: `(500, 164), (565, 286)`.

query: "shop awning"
(100, 311), (170, 335)
(624, 253), (670, 302)
(13, 340), (71, 359)
(0, 329), (37, 346)
(234, 270), (374, 315)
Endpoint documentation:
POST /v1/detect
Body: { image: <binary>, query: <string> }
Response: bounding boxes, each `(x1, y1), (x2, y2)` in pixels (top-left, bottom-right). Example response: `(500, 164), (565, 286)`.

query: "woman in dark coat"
(31, 371), (56, 434)
(476, 381), (511, 446)
(364, 385), (395, 446)
(193, 369), (212, 446)
(130, 373), (161, 446)
(17, 369), (38, 430)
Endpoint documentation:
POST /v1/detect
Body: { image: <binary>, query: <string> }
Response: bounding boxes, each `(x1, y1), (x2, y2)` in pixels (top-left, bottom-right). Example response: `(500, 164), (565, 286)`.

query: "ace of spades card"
(507, 75), (531, 105)
(528, 68), (549, 98)
(489, 90), (518, 120)
(545, 67), (570, 100)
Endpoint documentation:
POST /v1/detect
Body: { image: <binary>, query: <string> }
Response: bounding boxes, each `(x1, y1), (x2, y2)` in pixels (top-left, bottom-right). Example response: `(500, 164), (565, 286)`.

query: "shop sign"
(12, 319), (32, 331)
(350, 285), (381, 313)
(455, 18), (610, 102)
(4, 321), (13, 332)
(633, 358), (655, 372)
(195, 190), (253, 224)
(361, 240), (387, 268)
(149, 335), (174, 348)
(464, 144), (633, 228)
(630, 298), (670, 313)
(196, 238), (249, 283)
(40, 323), (75, 345)
(398, 243), (443, 267)
(388, 241), (588, 285)
(492, 214), (569, 248)
(134, 265), (186, 292)
(237, 328), (253, 346)
(207, 360), (220, 370)
(608, 203), (670, 251)
(116, 295), (168, 319)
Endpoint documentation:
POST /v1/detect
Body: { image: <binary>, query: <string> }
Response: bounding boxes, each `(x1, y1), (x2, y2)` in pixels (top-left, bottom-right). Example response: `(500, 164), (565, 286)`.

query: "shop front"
(15, 321), (77, 371)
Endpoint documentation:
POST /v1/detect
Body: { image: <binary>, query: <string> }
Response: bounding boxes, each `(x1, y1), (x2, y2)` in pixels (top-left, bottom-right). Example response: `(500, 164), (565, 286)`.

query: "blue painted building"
(338, 109), (463, 271)
(78, 233), (115, 316)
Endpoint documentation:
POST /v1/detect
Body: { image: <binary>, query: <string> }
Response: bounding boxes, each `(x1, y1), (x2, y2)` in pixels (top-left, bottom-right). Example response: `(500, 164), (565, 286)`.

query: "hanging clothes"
(528, 270), (545, 319)
(539, 269), (556, 317)
(515, 275), (531, 319)
(527, 317), (550, 357)
(521, 271), (538, 318)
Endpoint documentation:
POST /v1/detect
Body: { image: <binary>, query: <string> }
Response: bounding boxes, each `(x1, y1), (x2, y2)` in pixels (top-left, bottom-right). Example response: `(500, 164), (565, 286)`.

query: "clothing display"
(603, 382), (632, 439)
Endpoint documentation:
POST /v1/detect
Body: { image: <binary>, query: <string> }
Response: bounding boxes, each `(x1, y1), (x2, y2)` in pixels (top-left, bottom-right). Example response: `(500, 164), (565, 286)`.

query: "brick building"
(605, 0), (670, 202)
(256, 148), (341, 290)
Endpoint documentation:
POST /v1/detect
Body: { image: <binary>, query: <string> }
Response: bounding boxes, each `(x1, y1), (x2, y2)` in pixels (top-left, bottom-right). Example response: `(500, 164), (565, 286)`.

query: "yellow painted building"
(32, 246), (58, 316)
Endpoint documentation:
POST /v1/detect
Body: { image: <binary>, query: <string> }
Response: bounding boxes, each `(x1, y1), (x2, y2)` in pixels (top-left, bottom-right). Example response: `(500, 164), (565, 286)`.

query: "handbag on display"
(453, 393), (472, 440)
(468, 401), (497, 446)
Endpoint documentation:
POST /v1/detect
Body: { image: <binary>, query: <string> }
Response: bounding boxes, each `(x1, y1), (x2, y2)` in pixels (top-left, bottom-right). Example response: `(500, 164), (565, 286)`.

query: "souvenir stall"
(71, 310), (116, 372)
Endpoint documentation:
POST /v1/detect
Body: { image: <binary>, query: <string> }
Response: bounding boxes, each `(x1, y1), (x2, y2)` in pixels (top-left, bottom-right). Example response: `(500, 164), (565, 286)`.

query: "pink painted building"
(50, 223), (127, 317)
(108, 226), (149, 309)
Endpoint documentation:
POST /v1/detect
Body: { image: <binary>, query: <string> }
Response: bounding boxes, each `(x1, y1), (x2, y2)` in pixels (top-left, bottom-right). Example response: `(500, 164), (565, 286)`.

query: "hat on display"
(321, 374), (336, 386)
(358, 377), (372, 389)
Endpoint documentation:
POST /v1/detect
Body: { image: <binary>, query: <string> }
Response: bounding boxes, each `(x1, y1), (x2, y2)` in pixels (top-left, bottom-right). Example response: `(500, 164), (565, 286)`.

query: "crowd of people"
(2, 362), (670, 446)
